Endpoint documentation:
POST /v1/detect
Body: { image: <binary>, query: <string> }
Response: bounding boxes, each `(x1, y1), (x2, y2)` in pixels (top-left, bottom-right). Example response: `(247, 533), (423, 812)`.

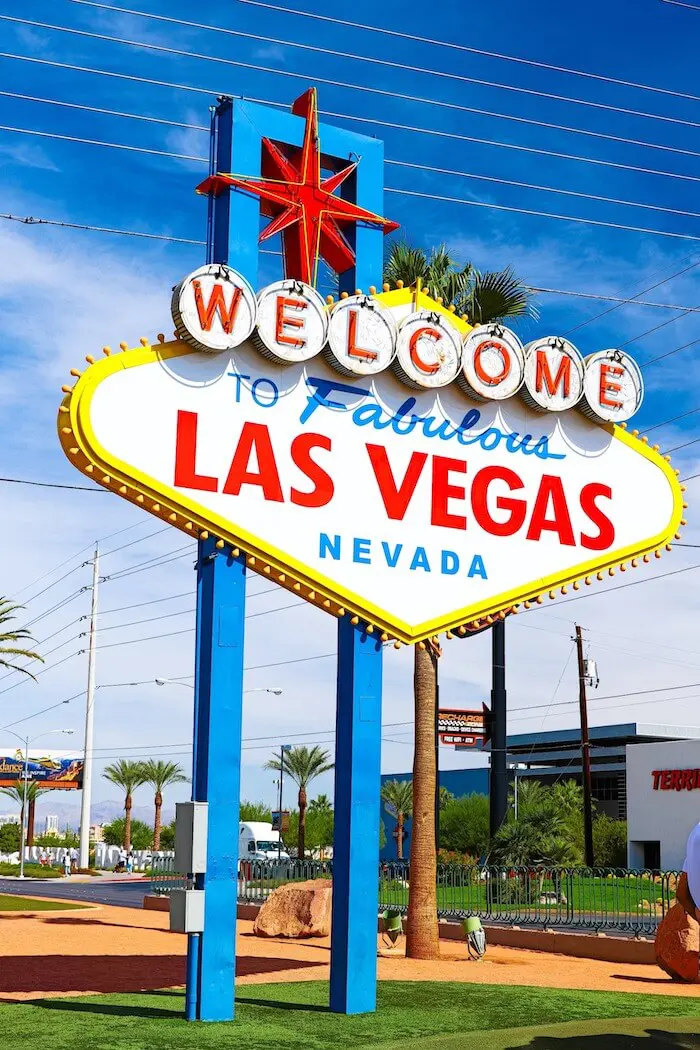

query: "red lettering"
(174, 410), (218, 492)
(535, 350), (571, 398)
(661, 770), (672, 790)
(192, 279), (242, 334)
(346, 310), (377, 362)
(526, 475), (575, 546)
(431, 456), (467, 530)
(599, 362), (624, 409)
(651, 770), (661, 790)
(472, 466), (526, 537)
(580, 483), (615, 551)
(473, 340), (511, 386)
(290, 433), (334, 508)
(670, 769), (682, 791)
(409, 327), (441, 375)
(366, 445), (428, 520)
(275, 295), (307, 348)
(222, 422), (283, 502)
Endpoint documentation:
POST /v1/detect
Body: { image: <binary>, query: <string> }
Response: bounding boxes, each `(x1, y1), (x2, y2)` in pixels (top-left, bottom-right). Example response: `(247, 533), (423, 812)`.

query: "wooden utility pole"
(575, 624), (595, 867)
(489, 619), (508, 839)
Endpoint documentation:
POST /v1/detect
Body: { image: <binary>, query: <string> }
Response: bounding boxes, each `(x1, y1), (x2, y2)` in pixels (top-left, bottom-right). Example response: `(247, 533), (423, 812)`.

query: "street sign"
(438, 705), (491, 748)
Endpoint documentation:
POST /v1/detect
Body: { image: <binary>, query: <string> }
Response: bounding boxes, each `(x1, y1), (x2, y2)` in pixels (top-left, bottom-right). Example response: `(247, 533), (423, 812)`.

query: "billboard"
(438, 706), (490, 748)
(58, 277), (683, 643)
(0, 750), (83, 789)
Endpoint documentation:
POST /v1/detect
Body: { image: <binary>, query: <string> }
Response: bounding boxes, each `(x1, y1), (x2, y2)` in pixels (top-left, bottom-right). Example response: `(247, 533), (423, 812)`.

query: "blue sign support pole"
(186, 96), (243, 1024)
(330, 621), (383, 1014)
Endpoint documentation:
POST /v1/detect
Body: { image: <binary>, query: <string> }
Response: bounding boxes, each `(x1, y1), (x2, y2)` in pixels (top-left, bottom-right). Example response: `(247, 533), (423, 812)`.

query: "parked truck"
(239, 821), (290, 861)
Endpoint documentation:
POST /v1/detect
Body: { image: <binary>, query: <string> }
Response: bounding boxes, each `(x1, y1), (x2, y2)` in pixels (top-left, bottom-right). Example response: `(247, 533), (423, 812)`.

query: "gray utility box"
(175, 801), (208, 874)
(170, 889), (205, 933)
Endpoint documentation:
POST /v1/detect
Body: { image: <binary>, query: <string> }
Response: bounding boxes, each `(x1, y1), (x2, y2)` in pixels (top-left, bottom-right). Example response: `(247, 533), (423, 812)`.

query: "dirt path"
(0, 897), (697, 1001)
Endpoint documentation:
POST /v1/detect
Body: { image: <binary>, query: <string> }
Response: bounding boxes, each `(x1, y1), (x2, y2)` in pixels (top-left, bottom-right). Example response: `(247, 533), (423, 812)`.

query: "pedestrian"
(70, 846), (78, 872)
(63, 850), (71, 877)
(126, 850), (134, 874)
(39, 848), (47, 868)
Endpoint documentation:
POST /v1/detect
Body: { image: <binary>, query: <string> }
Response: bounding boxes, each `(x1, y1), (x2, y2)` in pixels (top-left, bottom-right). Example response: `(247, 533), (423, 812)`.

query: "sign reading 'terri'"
(58, 268), (683, 644)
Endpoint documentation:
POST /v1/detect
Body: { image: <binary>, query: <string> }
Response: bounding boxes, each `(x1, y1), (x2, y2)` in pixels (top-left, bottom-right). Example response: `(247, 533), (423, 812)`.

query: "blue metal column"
(206, 97), (233, 266)
(191, 539), (246, 1022)
(330, 620), (383, 1015)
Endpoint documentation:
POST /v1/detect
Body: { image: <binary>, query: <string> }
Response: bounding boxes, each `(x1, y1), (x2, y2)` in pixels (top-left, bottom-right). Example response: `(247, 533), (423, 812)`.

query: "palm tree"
(264, 746), (333, 858)
(103, 760), (148, 851)
(406, 643), (440, 960)
(381, 779), (413, 860)
(0, 783), (47, 846)
(141, 760), (188, 850)
(383, 241), (536, 324)
(0, 598), (43, 678)
(308, 793), (332, 813)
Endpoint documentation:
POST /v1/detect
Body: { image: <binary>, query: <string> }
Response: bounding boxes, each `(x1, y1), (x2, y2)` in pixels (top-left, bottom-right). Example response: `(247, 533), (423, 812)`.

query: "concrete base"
(142, 896), (656, 965)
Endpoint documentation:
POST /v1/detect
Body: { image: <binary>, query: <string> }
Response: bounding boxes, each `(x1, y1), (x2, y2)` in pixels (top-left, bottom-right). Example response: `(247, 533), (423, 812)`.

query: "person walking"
(126, 850), (134, 874)
(63, 850), (71, 877)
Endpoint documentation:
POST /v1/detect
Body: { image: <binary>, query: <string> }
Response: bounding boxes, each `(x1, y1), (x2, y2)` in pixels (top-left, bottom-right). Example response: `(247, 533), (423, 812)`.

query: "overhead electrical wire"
(0, 475), (103, 492)
(641, 406), (700, 434)
(55, 4), (700, 135)
(1, 212), (204, 246)
(235, 0), (700, 107)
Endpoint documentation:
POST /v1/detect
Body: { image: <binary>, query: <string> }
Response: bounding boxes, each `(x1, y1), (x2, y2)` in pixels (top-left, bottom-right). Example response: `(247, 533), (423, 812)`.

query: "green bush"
(159, 820), (176, 850)
(439, 794), (490, 857)
(593, 815), (627, 867)
(0, 862), (62, 878)
(0, 822), (20, 853)
(102, 818), (152, 849)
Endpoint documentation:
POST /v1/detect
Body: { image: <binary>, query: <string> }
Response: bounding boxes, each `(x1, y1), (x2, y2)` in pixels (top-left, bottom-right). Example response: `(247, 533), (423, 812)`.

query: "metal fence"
(150, 858), (679, 936)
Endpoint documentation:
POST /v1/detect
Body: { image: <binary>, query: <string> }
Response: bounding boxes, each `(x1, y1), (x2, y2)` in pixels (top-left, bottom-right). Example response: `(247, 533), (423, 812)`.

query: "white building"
(44, 815), (59, 835)
(627, 734), (700, 870)
(0, 814), (20, 826)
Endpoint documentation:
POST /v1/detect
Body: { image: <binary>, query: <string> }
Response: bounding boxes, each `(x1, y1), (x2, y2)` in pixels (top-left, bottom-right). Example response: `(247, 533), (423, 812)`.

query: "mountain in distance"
(26, 797), (175, 831)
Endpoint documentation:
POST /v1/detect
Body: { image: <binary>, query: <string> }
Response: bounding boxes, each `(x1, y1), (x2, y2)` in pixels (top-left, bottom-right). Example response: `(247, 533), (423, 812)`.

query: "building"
(381, 722), (700, 865)
(90, 824), (104, 843)
(44, 815), (59, 835)
(0, 814), (20, 827)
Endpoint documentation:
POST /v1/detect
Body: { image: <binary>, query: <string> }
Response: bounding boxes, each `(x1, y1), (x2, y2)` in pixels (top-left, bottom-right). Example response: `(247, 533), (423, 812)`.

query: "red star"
(196, 88), (399, 286)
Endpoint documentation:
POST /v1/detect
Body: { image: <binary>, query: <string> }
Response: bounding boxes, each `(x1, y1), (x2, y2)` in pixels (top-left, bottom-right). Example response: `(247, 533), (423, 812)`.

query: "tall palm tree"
(383, 241), (536, 324)
(103, 760), (147, 851)
(141, 760), (188, 850)
(406, 643), (440, 960)
(381, 779), (413, 860)
(308, 793), (332, 813)
(0, 783), (47, 846)
(264, 746), (333, 858)
(0, 598), (43, 678)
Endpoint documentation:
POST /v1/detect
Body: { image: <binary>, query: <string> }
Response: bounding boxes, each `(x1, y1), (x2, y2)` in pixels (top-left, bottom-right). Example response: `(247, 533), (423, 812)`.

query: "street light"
(154, 679), (283, 695)
(3, 728), (74, 879)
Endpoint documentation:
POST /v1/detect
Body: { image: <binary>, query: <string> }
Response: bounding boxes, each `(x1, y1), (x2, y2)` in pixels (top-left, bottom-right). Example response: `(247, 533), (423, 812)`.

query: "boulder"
(655, 901), (700, 982)
(253, 879), (332, 938)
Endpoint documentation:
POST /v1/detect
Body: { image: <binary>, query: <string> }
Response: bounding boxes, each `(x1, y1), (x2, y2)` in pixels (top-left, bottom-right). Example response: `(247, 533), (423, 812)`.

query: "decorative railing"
(150, 858), (678, 936)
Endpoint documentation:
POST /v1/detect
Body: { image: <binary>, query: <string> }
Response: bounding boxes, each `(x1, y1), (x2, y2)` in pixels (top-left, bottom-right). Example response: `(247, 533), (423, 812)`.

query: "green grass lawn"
(0, 862), (63, 879)
(0, 894), (86, 912)
(1, 982), (699, 1050)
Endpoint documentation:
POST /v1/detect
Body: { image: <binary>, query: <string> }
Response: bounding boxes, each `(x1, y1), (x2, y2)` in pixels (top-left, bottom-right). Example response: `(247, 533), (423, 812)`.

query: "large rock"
(253, 879), (332, 938)
(655, 901), (700, 982)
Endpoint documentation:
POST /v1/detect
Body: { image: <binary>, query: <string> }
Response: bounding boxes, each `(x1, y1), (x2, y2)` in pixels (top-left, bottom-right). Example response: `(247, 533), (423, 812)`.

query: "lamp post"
(4, 728), (74, 878)
(277, 743), (291, 859)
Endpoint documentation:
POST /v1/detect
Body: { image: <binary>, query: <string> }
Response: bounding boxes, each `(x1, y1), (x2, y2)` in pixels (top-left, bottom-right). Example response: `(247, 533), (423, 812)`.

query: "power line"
(1, 212), (204, 246)
(0, 123), (203, 163)
(236, 0), (700, 107)
(0, 475), (104, 492)
(643, 336), (700, 368)
(57, 4), (700, 135)
(663, 435), (700, 454)
(553, 562), (700, 606)
(640, 406), (700, 434)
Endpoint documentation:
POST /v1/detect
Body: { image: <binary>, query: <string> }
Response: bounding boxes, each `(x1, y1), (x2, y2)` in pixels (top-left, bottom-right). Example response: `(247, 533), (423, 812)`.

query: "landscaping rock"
(253, 879), (332, 938)
(655, 901), (700, 982)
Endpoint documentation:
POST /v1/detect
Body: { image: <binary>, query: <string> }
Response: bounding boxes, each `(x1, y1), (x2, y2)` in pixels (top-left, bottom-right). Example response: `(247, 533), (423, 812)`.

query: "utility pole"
(575, 624), (595, 867)
(19, 736), (29, 879)
(78, 545), (99, 869)
(489, 619), (508, 839)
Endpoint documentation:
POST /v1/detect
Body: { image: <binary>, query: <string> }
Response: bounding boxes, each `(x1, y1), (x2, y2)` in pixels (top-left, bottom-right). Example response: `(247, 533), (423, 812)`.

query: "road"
(0, 878), (150, 908)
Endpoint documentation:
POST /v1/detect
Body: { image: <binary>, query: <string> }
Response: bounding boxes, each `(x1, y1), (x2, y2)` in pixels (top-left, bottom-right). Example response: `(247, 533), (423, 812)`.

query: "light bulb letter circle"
(324, 295), (397, 376)
(580, 350), (644, 424)
(393, 311), (463, 389)
(253, 280), (328, 364)
(521, 337), (585, 412)
(460, 324), (525, 402)
(171, 264), (258, 353)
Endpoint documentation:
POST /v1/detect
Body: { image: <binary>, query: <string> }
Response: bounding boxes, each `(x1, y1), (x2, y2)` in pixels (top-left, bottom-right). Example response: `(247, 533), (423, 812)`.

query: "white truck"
(239, 821), (290, 861)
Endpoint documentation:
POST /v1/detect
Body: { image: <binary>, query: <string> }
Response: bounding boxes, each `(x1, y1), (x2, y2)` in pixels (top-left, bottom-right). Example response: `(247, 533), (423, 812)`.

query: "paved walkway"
(0, 895), (699, 1001)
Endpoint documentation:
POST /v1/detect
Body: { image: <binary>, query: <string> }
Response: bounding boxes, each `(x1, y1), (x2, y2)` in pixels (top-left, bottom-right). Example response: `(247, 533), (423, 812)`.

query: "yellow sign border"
(58, 323), (685, 645)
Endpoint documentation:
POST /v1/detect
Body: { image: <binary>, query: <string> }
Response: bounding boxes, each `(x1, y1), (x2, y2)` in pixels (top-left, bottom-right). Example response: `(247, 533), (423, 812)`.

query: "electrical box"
(174, 801), (208, 874)
(170, 889), (205, 933)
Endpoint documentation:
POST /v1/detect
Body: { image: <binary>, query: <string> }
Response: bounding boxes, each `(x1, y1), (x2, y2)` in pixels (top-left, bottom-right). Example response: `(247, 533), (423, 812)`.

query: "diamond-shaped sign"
(59, 288), (683, 644)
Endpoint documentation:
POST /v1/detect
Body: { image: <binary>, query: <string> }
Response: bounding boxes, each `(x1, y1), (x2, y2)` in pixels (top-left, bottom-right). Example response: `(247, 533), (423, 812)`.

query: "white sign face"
(254, 280), (328, 364)
(325, 296), (397, 376)
(61, 301), (682, 642)
(393, 310), (463, 389)
(460, 325), (525, 402)
(171, 264), (258, 353)
(580, 350), (644, 424)
(521, 337), (585, 413)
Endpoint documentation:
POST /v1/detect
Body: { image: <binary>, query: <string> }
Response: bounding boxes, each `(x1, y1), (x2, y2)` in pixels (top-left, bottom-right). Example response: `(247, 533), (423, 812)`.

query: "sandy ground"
(0, 897), (699, 1001)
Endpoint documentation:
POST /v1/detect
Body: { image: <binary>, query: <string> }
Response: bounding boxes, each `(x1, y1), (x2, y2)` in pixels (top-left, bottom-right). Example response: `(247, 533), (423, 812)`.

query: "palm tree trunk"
(27, 797), (36, 847)
(298, 785), (307, 860)
(153, 791), (162, 851)
(406, 643), (440, 960)
(397, 813), (404, 860)
(124, 792), (132, 851)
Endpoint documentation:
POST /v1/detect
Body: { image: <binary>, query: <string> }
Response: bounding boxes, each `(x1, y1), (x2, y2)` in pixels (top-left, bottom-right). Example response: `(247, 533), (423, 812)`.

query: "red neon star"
(196, 88), (399, 286)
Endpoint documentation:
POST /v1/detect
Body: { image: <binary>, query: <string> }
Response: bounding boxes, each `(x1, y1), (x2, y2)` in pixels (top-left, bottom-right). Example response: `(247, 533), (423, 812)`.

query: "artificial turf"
(0, 895), (86, 912)
(1, 981), (699, 1050)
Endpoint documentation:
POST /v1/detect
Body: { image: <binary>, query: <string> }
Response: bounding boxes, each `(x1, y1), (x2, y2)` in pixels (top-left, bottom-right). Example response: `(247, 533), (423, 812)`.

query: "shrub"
(0, 822), (20, 853)
(439, 794), (490, 857)
(102, 818), (153, 849)
(593, 815), (627, 867)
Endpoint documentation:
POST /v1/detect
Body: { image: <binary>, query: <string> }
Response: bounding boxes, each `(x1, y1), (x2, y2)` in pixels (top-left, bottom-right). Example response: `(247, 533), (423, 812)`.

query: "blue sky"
(1, 0), (700, 827)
